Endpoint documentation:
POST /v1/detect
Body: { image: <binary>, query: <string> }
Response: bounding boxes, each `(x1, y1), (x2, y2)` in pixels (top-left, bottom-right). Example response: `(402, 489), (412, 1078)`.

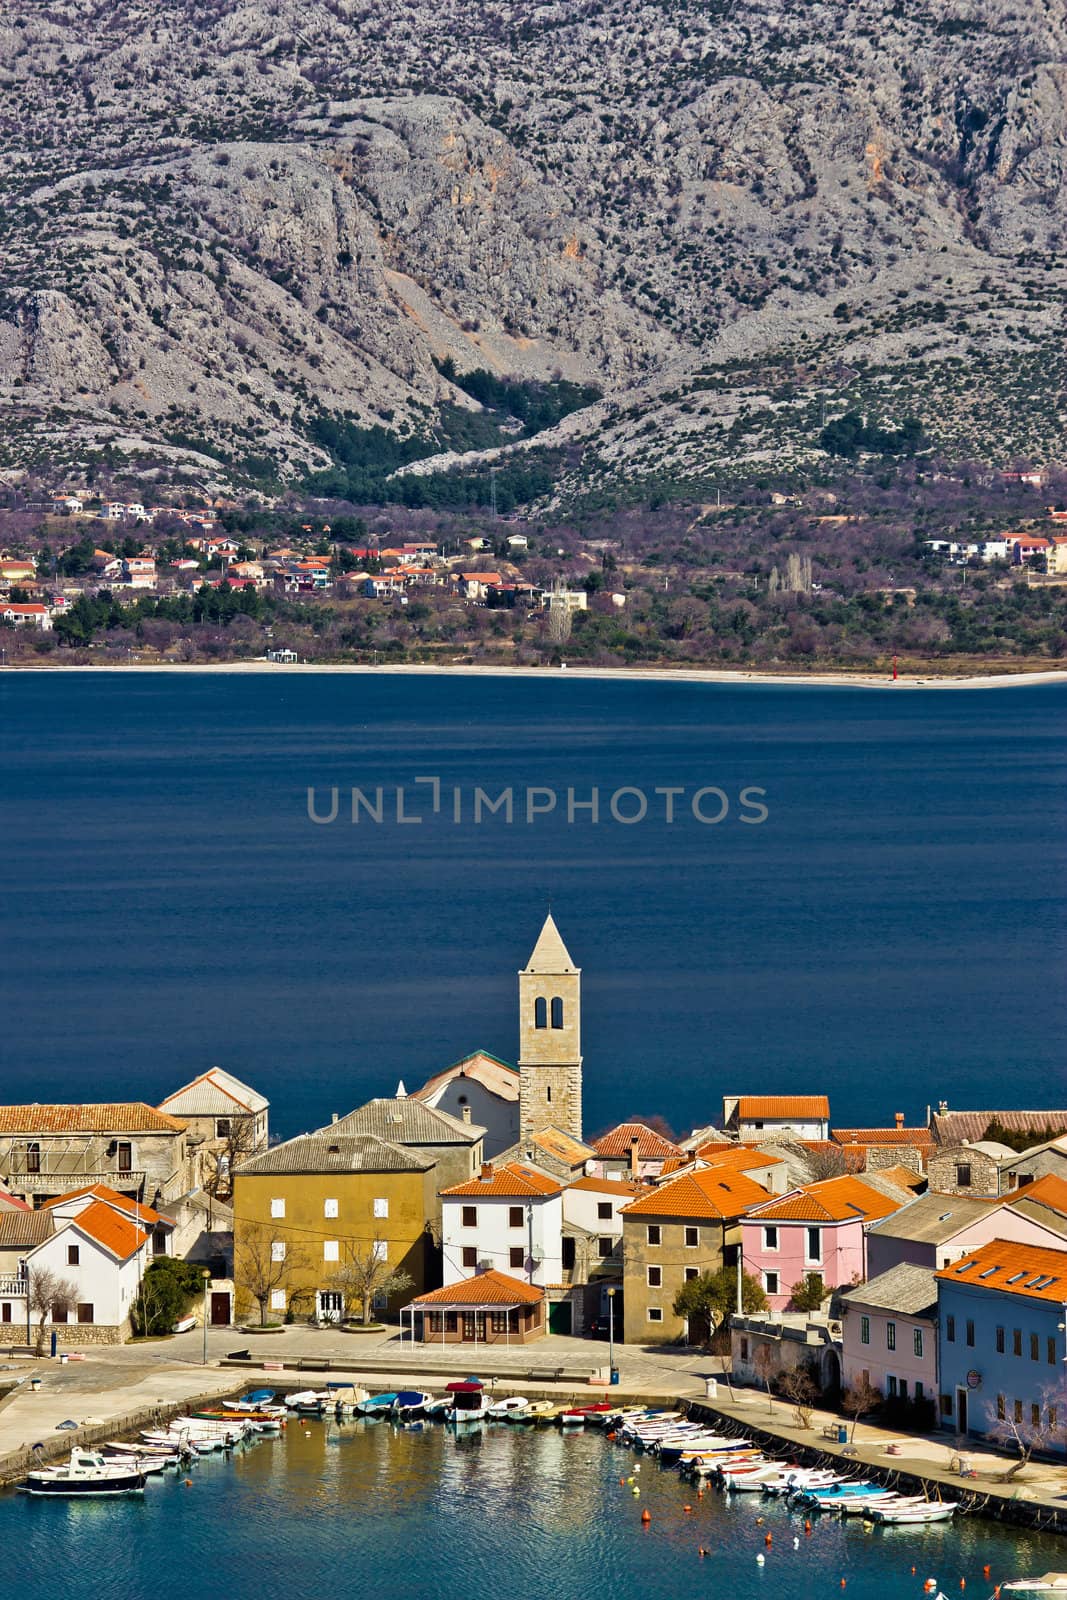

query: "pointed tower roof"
(521, 913), (578, 974)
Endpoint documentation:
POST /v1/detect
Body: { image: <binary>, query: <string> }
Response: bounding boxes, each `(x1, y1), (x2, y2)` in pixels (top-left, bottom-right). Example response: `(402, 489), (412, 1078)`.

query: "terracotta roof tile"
(442, 1162), (560, 1198)
(932, 1110), (1067, 1146)
(833, 1127), (935, 1148)
(413, 1269), (543, 1307)
(42, 1184), (174, 1227)
(592, 1123), (682, 1160)
(565, 1175), (651, 1198)
(1011, 1173), (1067, 1217)
(699, 1145), (784, 1171)
(737, 1096), (829, 1120)
(0, 1103), (186, 1134)
(531, 1127), (595, 1163)
(935, 1238), (1067, 1304)
(69, 1199), (148, 1261)
(745, 1175), (908, 1224)
(623, 1168), (772, 1220)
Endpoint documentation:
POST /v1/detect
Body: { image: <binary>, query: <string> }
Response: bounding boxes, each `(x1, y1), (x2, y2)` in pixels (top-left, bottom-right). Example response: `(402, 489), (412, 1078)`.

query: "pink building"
(742, 1175), (909, 1312)
(840, 1262), (939, 1405)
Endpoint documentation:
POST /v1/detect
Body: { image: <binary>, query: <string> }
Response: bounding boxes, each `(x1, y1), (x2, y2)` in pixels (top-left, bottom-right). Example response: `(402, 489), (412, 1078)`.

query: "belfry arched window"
(551, 996), (564, 1029)
(534, 997), (547, 1029)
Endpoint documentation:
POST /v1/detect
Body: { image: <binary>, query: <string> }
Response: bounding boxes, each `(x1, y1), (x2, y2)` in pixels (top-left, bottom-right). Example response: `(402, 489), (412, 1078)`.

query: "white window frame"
(323, 1240), (339, 1263)
(763, 1225), (778, 1251)
(646, 1265), (662, 1288)
(324, 1198), (339, 1219)
(270, 1240), (286, 1262)
(270, 1198), (285, 1219)
(270, 1289), (286, 1311)
(647, 1307), (663, 1323)
(805, 1226), (822, 1264)
(764, 1270), (779, 1297)
(373, 1198), (389, 1219)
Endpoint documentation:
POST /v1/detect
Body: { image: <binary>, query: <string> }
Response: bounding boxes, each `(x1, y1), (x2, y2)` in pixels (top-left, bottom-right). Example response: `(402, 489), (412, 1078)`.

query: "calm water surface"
(3, 1419), (1061, 1600)
(2, 672), (1064, 1136)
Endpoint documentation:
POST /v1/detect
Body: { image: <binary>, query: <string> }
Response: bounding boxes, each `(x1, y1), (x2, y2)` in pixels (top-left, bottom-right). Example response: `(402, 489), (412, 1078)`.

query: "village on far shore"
(2, 915), (1065, 1469)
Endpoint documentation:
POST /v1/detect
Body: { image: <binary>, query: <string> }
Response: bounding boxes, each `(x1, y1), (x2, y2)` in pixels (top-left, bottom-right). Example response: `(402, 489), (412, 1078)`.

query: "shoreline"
(4, 661), (1067, 690)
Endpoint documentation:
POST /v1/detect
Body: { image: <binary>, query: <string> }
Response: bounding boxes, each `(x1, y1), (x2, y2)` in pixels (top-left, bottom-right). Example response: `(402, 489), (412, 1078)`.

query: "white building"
(440, 1161), (562, 1287)
(1, 604), (52, 630)
(539, 588), (588, 613)
(22, 1197), (153, 1343)
(723, 1095), (830, 1142)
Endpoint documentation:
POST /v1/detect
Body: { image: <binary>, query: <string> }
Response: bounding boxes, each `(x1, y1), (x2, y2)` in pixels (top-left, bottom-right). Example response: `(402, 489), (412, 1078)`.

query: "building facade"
(935, 1238), (1066, 1449)
(723, 1096), (830, 1141)
(232, 1132), (440, 1323)
(839, 1264), (939, 1406)
(0, 1103), (191, 1207)
(742, 1175), (908, 1312)
(440, 1163), (562, 1288)
(620, 1168), (772, 1345)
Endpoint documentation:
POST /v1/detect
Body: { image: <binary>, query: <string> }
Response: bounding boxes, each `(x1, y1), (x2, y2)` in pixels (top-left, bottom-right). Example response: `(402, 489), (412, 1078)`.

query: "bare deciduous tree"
(27, 1268), (78, 1354)
(329, 1238), (414, 1326)
(206, 1113), (259, 1200)
(778, 1364), (819, 1430)
(842, 1375), (882, 1442)
(234, 1225), (307, 1327)
(797, 1143), (849, 1182)
(989, 1390), (1062, 1481)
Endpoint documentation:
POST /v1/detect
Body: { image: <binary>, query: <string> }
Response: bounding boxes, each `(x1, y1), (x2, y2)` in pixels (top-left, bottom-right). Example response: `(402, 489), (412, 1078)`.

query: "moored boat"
(22, 1450), (145, 1498)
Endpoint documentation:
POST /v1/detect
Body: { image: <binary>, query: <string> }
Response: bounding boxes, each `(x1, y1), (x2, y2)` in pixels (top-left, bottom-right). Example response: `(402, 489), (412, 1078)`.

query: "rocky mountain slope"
(0, 0), (1063, 496)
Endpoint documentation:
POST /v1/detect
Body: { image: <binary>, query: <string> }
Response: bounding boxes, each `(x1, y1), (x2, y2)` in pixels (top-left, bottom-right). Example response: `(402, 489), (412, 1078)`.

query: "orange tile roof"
(413, 1269), (543, 1307)
(833, 1127), (935, 1148)
(592, 1123), (682, 1160)
(737, 1096), (829, 1119)
(935, 1238), (1067, 1304)
(531, 1127), (595, 1163)
(0, 1103), (186, 1134)
(1012, 1173), (1067, 1217)
(42, 1184), (174, 1227)
(699, 1145), (784, 1171)
(745, 1175), (908, 1224)
(565, 1175), (651, 1198)
(68, 1199), (148, 1260)
(441, 1162), (561, 1198)
(875, 1164), (926, 1191)
(623, 1168), (772, 1220)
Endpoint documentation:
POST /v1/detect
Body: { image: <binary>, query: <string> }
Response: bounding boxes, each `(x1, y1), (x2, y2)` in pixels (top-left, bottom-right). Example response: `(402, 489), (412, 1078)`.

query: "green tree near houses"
(672, 1266), (767, 1346)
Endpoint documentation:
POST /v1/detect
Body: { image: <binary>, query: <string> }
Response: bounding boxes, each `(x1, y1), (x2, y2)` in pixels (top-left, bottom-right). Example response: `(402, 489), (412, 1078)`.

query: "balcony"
(0, 1277), (27, 1298)
(6, 1169), (146, 1195)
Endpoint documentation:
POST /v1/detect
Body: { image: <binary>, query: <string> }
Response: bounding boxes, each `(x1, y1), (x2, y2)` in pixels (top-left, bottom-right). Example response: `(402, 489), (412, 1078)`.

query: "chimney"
(895, 1112), (904, 1129)
(479, 1162), (493, 1182)
(461, 1106), (472, 1125)
(630, 1136), (640, 1179)
(331, 1112), (339, 1123)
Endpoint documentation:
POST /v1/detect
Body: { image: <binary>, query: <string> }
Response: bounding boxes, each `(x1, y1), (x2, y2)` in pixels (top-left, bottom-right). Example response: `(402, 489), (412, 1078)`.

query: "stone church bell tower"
(518, 913), (582, 1144)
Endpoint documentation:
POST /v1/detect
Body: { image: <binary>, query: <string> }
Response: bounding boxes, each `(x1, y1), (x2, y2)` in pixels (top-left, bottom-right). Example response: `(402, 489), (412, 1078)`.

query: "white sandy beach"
(5, 661), (1067, 689)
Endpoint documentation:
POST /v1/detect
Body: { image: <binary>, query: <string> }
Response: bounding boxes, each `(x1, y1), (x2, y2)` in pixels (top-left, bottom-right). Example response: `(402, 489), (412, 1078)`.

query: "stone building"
(0, 1103), (192, 1207)
(517, 914), (583, 1145)
(926, 1142), (1010, 1198)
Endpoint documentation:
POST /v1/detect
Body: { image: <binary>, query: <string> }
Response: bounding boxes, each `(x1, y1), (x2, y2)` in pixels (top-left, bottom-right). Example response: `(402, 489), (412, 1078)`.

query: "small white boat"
(486, 1396), (530, 1420)
(22, 1450), (145, 1498)
(287, 1390), (332, 1413)
(1001, 1579), (1067, 1595)
(870, 1501), (958, 1524)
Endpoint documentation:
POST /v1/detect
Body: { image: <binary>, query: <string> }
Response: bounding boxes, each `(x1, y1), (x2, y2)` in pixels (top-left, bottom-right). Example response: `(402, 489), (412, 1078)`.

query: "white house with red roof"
(413, 1050), (519, 1159)
(21, 1196), (153, 1343)
(1, 603), (52, 630)
(724, 1094), (830, 1141)
(441, 1161), (563, 1287)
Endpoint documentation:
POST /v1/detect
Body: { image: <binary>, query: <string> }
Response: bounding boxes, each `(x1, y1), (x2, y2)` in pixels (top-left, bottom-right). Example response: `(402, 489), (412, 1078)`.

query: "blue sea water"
(3, 1418), (1062, 1600)
(1, 672), (1065, 1138)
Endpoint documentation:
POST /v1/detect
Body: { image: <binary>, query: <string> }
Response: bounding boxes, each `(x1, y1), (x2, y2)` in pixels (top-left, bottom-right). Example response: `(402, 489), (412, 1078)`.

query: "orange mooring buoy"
(765, 1533), (772, 1546)
(804, 1520), (812, 1535)
(183, 1478), (193, 1487)
(683, 1505), (692, 1514)
(641, 1509), (651, 1525)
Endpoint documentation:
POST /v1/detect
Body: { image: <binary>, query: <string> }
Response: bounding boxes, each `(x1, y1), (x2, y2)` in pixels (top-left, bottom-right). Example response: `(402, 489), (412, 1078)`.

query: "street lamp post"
(607, 1286), (616, 1379)
(201, 1267), (211, 1369)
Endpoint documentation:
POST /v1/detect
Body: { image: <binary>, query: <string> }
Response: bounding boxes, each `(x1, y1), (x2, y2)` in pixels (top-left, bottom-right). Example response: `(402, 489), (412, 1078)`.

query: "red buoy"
(641, 1509), (651, 1525)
